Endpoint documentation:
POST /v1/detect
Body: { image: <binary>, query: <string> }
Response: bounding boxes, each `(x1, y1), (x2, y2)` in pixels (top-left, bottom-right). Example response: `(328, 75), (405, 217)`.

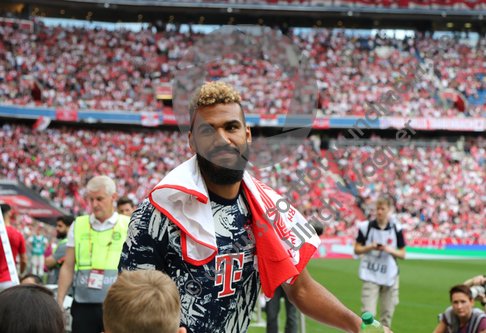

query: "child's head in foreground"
(103, 270), (186, 333)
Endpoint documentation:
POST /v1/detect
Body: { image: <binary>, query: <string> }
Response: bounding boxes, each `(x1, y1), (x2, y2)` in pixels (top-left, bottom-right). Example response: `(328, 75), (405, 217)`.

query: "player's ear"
(246, 124), (251, 145)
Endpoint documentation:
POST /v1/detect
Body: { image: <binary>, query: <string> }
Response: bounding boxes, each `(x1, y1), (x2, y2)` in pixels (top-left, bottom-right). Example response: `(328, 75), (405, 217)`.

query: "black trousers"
(71, 301), (104, 333)
(266, 286), (298, 333)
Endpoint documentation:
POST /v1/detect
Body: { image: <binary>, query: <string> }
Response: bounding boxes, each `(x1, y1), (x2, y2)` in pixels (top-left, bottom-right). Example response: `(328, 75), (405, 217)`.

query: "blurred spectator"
(117, 196), (135, 217)
(0, 284), (64, 333)
(1, 123), (486, 242)
(103, 270), (186, 333)
(0, 202), (27, 292)
(27, 225), (48, 276)
(339, 139), (486, 241)
(266, 286), (298, 333)
(0, 24), (484, 118)
(20, 273), (43, 285)
(45, 215), (74, 285)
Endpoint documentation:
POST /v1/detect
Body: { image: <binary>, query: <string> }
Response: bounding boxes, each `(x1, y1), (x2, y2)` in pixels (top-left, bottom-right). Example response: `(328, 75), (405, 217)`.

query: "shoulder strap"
(443, 306), (458, 332)
(58, 238), (68, 246)
(364, 221), (373, 243)
(468, 309), (486, 333)
(393, 223), (398, 238)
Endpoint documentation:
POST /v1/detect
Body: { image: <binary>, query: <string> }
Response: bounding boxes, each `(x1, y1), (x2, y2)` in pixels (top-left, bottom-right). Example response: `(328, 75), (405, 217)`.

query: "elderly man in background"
(56, 176), (130, 333)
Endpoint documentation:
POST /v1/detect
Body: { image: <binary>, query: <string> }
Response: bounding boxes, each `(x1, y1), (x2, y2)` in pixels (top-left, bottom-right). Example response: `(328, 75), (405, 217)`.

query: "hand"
(369, 242), (380, 251)
(378, 245), (393, 253)
(383, 326), (394, 333)
(57, 298), (64, 311)
(472, 275), (486, 286)
(475, 292), (486, 303)
(57, 299), (66, 326)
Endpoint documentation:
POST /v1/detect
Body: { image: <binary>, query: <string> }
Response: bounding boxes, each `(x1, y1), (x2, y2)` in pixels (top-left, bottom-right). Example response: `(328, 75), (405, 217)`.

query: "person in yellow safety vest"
(56, 176), (130, 333)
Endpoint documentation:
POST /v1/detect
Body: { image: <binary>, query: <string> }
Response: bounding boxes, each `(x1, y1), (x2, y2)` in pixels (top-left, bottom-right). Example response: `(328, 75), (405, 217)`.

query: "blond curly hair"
(189, 81), (244, 129)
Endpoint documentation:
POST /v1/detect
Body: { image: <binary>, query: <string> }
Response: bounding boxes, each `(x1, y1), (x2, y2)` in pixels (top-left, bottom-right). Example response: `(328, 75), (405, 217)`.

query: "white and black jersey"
(356, 220), (406, 287)
(119, 192), (260, 333)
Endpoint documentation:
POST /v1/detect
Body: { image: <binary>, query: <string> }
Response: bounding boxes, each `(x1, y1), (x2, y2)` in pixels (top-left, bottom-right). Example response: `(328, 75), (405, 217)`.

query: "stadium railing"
(68, 0), (486, 11)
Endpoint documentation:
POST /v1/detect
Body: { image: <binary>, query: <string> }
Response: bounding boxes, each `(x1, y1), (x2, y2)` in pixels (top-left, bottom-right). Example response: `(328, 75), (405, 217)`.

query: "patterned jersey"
(118, 190), (261, 333)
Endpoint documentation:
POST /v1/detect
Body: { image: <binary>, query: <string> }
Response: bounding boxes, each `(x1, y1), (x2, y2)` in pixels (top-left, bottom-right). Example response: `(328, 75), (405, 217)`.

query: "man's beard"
(57, 232), (67, 239)
(197, 144), (250, 185)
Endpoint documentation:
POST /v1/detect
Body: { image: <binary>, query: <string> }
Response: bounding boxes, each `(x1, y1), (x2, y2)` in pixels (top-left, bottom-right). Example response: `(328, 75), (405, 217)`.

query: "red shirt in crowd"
(0, 226), (26, 283)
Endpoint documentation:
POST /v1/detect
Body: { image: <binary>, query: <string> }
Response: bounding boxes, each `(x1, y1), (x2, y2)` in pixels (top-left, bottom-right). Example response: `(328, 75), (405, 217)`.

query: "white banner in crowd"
(141, 111), (161, 127)
(380, 117), (485, 132)
(0, 207), (19, 285)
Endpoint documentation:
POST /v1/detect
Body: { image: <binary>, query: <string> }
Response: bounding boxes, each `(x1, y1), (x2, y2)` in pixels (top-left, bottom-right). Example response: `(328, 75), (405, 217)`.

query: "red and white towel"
(149, 155), (320, 298)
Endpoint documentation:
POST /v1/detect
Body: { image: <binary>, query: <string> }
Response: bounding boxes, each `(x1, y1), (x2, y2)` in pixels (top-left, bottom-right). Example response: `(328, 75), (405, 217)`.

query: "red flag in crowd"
(32, 116), (51, 131)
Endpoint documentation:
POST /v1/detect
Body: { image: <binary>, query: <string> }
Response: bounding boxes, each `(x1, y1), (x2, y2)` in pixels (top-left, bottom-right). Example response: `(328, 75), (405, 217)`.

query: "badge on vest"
(88, 269), (104, 289)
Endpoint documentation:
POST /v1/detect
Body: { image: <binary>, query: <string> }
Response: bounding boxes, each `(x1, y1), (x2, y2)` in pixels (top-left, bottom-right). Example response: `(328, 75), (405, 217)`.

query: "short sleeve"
(52, 242), (67, 262)
(356, 229), (366, 244)
(118, 198), (170, 273)
(27, 236), (33, 243)
(66, 221), (76, 247)
(396, 229), (406, 249)
(18, 233), (26, 255)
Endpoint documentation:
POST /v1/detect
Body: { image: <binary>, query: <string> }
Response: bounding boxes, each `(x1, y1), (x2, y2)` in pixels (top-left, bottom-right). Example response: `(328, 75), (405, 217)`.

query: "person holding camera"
(354, 196), (406, 329)
(464, 275), (486, 289)
(433, 285), (486, 333)
(463, 275), (486, 309)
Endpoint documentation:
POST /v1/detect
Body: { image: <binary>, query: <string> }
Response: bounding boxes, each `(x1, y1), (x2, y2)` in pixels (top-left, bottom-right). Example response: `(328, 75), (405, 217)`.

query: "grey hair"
(87, 176), (116, 196)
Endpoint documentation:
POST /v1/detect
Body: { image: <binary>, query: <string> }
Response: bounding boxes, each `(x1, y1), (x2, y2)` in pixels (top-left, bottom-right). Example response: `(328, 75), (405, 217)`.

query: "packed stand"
(5, 124), (486, 241)
(335, 135), (486, 241)
(0, 124), (193, 216)
(0, 23), (167, 111)
(1, 123), (350, 221)
(0, 21), (485, 117)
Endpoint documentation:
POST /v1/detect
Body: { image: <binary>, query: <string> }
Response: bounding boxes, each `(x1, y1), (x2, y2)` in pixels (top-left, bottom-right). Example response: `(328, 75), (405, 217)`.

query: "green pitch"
(248, 258), (486, 333)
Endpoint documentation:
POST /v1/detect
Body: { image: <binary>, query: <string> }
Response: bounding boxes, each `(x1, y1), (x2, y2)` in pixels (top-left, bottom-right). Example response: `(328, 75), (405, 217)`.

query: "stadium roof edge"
(60, 0), (486, 16)
(0, 180), (72, 225)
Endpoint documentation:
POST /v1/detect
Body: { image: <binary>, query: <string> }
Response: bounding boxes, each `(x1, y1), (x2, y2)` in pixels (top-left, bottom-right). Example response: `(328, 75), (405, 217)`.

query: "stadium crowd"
(337, 135), (486, 241)
(2, 123), (486, 242)
(0, 21), (486, 117)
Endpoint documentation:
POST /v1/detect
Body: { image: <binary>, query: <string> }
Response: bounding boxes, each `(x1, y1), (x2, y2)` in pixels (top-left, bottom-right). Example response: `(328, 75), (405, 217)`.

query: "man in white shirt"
(56, 176), (130, 333)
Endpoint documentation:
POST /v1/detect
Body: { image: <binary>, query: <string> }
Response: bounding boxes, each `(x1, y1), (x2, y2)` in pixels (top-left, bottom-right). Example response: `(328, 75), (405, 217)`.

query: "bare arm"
(354, 241), (378, 255)
(19, 253), (28, 274)
(464, 275), (486, 288)
(281, 268), (364, 333)
(56, 247), (75, 308)
(380, 246), (406, 260)
(433, 320), (447, 333)
(45, 255), (58, 270)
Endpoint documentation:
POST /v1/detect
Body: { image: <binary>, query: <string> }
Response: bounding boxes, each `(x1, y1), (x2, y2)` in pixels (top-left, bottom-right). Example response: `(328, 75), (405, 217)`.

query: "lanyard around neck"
(88, 219), (117, 263)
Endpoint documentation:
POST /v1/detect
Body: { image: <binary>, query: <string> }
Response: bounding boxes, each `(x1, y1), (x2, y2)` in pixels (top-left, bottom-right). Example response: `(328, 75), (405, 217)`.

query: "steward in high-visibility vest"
(73, 214), (129, 303)
(46, 238), (68, 285)
(55, 238), (68, 251)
